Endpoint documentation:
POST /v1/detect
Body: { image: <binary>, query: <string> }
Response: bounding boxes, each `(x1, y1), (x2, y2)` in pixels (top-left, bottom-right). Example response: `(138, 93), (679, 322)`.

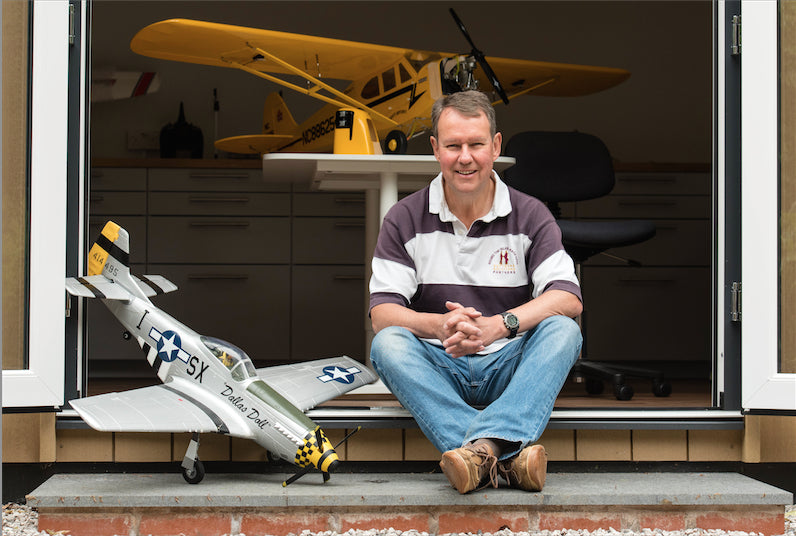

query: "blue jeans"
(370, 315), (582, 460)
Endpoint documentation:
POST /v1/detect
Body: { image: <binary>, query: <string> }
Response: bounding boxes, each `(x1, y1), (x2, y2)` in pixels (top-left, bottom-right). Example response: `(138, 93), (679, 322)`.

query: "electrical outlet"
(127, 131), (160, 150)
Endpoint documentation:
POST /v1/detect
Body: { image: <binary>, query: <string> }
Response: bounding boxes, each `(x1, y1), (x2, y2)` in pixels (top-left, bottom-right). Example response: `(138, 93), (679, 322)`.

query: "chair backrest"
(503, 131), (615, 203)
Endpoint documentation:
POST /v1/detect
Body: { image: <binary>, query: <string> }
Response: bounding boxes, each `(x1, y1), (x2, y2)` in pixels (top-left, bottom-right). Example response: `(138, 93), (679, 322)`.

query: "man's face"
(430, 108), (502, 199)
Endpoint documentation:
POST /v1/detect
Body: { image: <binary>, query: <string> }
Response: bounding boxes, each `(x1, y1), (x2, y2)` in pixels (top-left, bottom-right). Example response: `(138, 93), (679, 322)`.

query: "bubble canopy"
(201, 336), (256, 381)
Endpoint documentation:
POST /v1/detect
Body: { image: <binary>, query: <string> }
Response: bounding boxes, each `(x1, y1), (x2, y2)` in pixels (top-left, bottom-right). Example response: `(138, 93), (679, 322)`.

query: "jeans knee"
(369, 326), (414, 372)
(536, 315), (583, 358)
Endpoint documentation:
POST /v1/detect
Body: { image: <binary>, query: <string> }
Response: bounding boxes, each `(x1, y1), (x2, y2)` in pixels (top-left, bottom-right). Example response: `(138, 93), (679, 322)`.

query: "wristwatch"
(501, 312), (520, 339)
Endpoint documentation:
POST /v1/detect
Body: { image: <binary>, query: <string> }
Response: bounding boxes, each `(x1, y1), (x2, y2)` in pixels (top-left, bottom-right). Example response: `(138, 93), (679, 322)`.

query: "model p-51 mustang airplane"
(66, 221), (378, 485)
(130, 9), (630, 155)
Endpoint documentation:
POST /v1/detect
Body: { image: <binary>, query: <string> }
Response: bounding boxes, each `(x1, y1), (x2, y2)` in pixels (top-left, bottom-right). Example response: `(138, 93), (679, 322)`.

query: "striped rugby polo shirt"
(369, 171), (582, 353)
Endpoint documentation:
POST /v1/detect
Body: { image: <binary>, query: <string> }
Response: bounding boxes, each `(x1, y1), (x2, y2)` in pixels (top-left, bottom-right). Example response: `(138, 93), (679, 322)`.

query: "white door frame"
(741, 0), (796, 411)
(2, 1), (71, 408)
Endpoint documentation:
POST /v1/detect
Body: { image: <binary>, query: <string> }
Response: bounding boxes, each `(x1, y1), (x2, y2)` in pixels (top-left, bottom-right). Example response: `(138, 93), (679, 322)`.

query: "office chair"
(503, 131), (671, 401)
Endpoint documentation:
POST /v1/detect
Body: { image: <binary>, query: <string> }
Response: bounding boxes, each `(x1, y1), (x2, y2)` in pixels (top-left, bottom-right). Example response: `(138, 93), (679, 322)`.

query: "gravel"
(4, 503), (795, 536)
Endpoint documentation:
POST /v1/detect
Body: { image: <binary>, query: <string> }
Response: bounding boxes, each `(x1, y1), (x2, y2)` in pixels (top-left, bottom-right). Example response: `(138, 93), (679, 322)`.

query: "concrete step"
(28, 472), (792, 536)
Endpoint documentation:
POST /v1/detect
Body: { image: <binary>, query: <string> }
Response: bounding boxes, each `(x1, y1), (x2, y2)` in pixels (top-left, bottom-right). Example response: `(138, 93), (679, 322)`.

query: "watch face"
(504, 312), (519, 329)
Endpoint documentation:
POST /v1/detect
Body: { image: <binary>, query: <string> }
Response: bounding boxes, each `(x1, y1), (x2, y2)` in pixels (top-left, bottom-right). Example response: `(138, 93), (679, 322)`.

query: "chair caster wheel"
(653, 380), (672, 397)
(614, 384), (634, 401)
(585, 378), (604, 395)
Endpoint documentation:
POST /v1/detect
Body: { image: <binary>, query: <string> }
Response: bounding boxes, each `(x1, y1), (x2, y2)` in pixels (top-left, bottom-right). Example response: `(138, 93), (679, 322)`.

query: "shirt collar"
(428, 170), (512, 223)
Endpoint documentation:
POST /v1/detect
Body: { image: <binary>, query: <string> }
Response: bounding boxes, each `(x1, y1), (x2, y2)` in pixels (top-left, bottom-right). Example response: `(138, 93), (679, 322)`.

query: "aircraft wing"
(479, 56), (631, 99)
(131, 19), (432, 81)
(256, 356), (378, 412)
(70, 382), (238, 435)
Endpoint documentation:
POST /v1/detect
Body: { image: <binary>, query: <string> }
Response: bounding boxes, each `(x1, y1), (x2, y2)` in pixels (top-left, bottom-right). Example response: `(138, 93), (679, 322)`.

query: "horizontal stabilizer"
(215, 134), (295, 155)
(134, 274), (178, 296)
(256, 355), (378, 411)
(65, 276), (132, 300)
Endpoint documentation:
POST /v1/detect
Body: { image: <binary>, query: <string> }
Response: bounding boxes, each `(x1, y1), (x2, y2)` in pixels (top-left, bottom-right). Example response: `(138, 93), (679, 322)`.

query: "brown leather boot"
(439, 443), (499, 494)
(498, 444), (547, 491)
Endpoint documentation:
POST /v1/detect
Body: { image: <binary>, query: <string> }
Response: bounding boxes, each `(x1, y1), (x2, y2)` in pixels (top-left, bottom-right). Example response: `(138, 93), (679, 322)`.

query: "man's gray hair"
(431, 90), (497, 139)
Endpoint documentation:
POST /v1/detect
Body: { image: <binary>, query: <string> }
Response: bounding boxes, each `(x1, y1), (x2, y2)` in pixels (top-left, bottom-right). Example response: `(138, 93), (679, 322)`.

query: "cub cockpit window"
(361, 76), (380, 100)
(201, 336), (256, 381)
(399, 63), (412, 84)
(382, 68), (397, 92)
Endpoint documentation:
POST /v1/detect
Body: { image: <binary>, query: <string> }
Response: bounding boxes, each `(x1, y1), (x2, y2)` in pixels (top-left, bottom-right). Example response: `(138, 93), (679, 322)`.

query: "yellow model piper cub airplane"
(131, 9), (630, 155)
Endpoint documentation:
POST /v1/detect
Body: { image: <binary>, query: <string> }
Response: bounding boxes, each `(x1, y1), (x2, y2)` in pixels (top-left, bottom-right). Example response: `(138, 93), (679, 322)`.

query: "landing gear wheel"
(614, 384), (634, 401)
(652, 380), (672, 397)
(384, 130), (408, 154)
(584, 378), (604, 395)
(182, 458), (205, 484)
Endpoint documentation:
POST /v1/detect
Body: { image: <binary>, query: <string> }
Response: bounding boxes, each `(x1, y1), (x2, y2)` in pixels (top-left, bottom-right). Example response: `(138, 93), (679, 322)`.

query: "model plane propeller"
(130, 11), (630, 155)
(66, 221), (378, 485)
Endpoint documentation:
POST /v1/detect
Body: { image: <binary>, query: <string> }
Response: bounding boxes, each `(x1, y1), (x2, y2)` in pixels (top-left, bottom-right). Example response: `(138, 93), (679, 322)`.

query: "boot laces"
(464, 444), (499, 490)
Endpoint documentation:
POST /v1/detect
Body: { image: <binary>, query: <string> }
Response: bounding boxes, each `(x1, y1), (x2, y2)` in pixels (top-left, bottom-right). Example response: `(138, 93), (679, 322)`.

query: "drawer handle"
(618, 279), (675, 286)
(617, 200), (678, 207)
(189, 196), (250, 203)
(334, 222), (365, 228)
(188, 221), (250, 228)
(334, 196), (366, 204)
(617, 177), (677, 183)
(333, 275), (365, 281)
(188, 173), (250, 179)
(188, 274), (249, 280)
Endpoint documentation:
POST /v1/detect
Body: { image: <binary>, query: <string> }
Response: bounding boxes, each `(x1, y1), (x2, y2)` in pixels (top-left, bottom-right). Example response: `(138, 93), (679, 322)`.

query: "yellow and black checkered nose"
(294, 427), (339, 472)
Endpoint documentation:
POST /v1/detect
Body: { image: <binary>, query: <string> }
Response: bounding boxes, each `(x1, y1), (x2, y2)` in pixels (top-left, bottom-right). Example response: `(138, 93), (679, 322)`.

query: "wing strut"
(225, 45), (398, 128)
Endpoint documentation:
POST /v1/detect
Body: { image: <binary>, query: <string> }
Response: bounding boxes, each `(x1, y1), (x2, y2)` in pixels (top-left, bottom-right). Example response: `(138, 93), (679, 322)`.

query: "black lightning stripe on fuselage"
(77, 277), (106, 299)
(95, 233), (129, 267)
(160, 384), (230, 434)
(137, 275), (164, 295)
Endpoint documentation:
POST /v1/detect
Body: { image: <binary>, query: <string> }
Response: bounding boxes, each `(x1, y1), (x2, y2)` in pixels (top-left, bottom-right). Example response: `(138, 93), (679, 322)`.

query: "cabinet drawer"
(577, 195), (710, 219)
(581, 266), (711, 362)
(88, 217), (146, 264)
(147, 264), (291, 365)
(148, 216), (290, 264)
(613, 172), (711, 196)
(148, 168), (288, 192)
(91, 168), (146, 191)
(582, 219), (711, 267)
(90, 191), (146, 216)
(149, 192), (290, 216)
(291, 265), (366, 362)
(293, 192), (366, 217)
(292, 218), (365, 264)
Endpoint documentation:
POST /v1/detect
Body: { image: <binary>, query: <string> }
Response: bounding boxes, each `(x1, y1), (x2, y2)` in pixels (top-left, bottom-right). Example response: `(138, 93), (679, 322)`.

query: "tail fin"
(262, 92), (297, 135)
(88, 221), (130, 278)
(87, 221), (151, 300)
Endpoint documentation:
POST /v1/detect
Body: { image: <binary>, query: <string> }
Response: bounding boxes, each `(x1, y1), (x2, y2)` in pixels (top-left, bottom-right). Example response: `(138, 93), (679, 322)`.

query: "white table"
(262, 153), (516, 374)
(262, 153), (516, 265)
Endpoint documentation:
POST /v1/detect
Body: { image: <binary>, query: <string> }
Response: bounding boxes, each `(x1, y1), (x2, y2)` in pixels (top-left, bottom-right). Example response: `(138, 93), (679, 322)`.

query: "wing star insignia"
(317, 365), (362, 384)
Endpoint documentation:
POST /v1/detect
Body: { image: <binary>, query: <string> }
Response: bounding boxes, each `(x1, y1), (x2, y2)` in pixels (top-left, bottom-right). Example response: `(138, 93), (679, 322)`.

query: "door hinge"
(68, 3), (76, 45)
(731, 281), (742, 322)
(731, 15), (742, 56)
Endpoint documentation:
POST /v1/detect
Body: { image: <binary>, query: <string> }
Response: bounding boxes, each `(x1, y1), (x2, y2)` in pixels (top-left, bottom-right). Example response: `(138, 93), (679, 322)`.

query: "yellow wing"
(478, 56), (631, 99)
(214, 134), (296, 155)
(131, 18), (629, 105)
(131, 19), (437, 81)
